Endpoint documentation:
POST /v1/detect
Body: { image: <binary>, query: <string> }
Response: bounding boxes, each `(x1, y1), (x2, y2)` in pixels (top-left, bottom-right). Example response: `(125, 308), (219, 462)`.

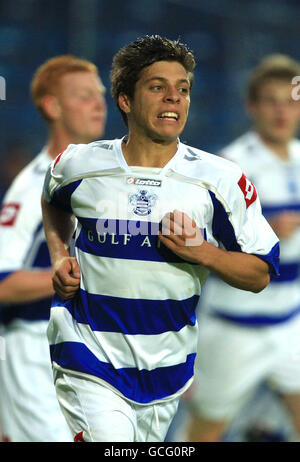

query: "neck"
(46, 127), (90, 159)
(121, 133), (179, 168)
(258, 131), (290, 161)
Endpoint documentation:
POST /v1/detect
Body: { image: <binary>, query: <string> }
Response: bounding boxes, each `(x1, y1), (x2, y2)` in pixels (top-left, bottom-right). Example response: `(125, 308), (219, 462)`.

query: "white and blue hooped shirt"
(0, 149), (52, 332)
(43, 137), (279, 404)
(202, 131), (300, 326)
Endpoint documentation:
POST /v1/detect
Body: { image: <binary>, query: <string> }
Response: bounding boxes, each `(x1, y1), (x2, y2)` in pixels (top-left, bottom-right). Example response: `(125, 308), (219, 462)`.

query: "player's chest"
(72, 173), (212, 227)
(250, 161), (300, 204)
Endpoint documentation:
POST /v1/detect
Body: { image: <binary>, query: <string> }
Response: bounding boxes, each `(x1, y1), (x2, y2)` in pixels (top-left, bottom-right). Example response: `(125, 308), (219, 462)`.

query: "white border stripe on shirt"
(48, 305), (198, 371)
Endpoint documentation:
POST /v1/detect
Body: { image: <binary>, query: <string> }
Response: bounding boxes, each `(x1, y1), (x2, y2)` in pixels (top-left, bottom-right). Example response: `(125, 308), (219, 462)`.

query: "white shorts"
(0, 324), (72, 442)
(190, 312), (300, 421)
(54, 368), (179, 442)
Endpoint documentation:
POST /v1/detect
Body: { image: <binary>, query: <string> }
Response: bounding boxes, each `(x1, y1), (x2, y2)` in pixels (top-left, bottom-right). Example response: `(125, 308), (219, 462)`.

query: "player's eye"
(179, 87), (189, 94)
(150, 85), (163, 91)
(79, 93), (93, 101)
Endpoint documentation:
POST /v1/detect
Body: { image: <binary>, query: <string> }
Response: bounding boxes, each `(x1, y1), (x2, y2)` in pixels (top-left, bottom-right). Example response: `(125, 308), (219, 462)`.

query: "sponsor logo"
(238, 173), (257, 208)
(128, 189), (158, 216)
(126, 176), (162, 187)
(184, 148), (201, 161)
(0, 203), (21, 226)
(74, 431), (85, 443)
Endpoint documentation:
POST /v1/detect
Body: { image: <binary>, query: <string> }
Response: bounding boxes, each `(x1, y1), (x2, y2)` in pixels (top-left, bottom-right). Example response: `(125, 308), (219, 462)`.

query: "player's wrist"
(194, 241), (218, 268)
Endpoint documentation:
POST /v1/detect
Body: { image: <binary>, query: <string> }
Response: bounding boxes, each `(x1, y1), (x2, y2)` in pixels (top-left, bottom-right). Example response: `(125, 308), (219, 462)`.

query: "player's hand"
(268, 211), (300, 239)
(158, 210), (204, 263)
(52, 257), (81, 300)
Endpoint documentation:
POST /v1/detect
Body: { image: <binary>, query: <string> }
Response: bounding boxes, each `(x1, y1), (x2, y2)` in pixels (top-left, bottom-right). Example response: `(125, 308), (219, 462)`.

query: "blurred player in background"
(185, 54), (300, 442)
(0, 55), (106, 441)
(41, 35), (279, 442)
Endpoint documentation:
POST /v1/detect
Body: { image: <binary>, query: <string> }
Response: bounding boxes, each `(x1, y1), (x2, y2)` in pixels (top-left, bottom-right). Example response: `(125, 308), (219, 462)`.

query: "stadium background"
(0, 0), (300, 442)
(0, 0), (300, 200)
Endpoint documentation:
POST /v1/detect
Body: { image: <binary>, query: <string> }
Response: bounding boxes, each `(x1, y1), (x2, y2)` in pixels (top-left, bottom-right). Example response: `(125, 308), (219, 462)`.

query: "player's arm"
(159, 211), (270, 293)
(0, 194), (54, 304)
(41, 194), (80, 300)
(0, 270), (53, 304)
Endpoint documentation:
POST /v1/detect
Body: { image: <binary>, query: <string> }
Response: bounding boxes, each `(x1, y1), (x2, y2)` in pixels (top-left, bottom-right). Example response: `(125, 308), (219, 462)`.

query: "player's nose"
(164, 86), (180, 103)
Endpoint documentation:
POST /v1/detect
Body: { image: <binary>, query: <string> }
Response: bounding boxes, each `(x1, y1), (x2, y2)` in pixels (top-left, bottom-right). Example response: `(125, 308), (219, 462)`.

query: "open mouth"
(157, 112), (179, 121)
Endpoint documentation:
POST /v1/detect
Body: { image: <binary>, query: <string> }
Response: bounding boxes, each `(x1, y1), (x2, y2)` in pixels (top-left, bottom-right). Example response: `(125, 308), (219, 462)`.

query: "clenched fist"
(158, 210), (204, 263)
(52, 256), (81, 300)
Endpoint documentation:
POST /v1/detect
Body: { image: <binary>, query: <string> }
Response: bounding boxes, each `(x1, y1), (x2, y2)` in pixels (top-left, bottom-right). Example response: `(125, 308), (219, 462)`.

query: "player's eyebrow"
(144, 76), (190, 87)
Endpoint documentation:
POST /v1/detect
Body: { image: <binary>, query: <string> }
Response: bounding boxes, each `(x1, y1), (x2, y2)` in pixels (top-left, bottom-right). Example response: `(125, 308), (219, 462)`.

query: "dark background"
(0, 0), (300, 199)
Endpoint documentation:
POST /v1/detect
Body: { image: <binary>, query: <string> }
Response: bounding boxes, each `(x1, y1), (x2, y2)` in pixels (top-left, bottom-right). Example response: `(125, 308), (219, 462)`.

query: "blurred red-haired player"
(0, 55), (106, 442)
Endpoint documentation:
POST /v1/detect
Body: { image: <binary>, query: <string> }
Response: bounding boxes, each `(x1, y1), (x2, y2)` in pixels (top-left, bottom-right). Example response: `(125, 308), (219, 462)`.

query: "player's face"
(56, 71), (107, 142)
(123, 60), (191, 143)
(248, 79), (300, 144)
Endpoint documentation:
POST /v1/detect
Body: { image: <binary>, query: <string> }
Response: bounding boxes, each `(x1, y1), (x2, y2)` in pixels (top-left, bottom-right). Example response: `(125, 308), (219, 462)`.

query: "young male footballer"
(42, 35), (279, 442)
(0, 55), (106, 442)
(186, 54), (300, 442)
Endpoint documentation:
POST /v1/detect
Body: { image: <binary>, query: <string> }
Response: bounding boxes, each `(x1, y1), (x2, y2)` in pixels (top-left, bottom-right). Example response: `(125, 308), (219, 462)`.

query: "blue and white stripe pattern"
(0, 150), (52, 325)
(203, 131), (300, 326)
(44, 138), (279, 403)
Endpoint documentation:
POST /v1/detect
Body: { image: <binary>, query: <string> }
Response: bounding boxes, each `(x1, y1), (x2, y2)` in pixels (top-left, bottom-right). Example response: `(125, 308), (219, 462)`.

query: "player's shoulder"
(3, 150), (50, 201)
(220, 131), (259, 161)
(175, 142), (257, 211)
(176, 142), (243, 186)
(290, 138), (300, 161)
(51, 139), (122, 182)
(218, 131), (272, 179)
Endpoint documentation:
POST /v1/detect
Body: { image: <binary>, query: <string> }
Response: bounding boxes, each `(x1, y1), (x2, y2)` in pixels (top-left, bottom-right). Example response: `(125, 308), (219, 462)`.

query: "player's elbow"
(250, 273), (270, 293)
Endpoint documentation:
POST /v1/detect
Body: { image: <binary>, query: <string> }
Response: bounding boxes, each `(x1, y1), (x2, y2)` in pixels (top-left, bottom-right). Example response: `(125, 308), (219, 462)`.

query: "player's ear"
(118, 93), (131, 115)
(41, 95), (62, 121)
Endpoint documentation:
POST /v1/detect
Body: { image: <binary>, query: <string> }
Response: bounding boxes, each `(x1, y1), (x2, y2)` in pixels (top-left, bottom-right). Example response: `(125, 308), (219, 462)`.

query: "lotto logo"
(126, 177), (135, 185)
(238, 174), (257, 208)
(0, 203), (20, 226)
(126, 177), (162, 187)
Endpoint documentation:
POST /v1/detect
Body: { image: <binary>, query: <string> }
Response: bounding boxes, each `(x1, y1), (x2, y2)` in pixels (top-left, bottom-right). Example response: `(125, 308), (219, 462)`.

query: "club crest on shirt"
(128, 189), (158, 216)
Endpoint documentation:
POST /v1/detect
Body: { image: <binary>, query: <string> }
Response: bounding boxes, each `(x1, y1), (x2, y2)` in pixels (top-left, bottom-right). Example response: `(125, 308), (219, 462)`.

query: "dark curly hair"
(110, 35), (196, 125)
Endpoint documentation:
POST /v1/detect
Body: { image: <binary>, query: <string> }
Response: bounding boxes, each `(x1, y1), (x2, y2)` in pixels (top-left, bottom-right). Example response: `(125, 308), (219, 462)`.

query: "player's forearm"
(197, 241), (270, 293)
(159, 211), (271, 293)
(0, 269), (54, 303)
(41, 194), (76, 266)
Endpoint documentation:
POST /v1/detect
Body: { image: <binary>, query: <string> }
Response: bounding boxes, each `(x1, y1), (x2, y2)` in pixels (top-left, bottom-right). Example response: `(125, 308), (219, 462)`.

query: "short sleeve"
(43, 144), (76, 203)
(43, 144), (83, 213)
(210, 170), (280, 276)
(0, 181), (45, 279)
